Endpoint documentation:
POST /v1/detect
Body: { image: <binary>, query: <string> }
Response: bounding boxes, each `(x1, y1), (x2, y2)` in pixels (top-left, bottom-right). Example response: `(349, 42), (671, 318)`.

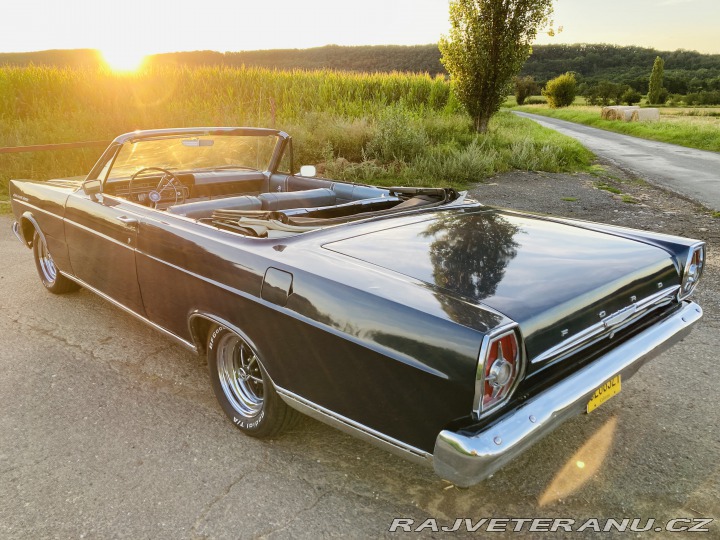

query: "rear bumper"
(433, 300), (702, 487)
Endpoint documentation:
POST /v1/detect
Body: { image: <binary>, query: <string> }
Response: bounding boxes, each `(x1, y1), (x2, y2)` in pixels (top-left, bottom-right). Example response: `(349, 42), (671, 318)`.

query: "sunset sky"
(3, 0), (718, 60)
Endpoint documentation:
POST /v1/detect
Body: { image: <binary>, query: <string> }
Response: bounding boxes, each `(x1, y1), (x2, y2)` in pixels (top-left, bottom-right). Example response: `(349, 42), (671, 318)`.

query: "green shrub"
(586, 81), (626, 106)
(515, 76), (539, 106)
(685, 90), (720, 106)
(365, 106), (428, 163)
(542, 73), (577, 108)
(621, 88), (643, 106)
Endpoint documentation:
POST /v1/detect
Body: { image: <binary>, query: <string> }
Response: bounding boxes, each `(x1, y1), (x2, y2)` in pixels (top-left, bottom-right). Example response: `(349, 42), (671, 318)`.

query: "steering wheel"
(128, 167), (186, 208)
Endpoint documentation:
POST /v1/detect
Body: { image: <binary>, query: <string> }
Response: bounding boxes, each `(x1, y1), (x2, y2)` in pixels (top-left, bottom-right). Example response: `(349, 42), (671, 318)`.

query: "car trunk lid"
(324, 208), (680, 374)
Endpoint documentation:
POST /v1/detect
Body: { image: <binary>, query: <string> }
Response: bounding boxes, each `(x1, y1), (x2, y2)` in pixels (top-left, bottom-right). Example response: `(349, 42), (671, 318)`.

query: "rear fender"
(18, 212), (44, 248)
(188, 312), (275, 375)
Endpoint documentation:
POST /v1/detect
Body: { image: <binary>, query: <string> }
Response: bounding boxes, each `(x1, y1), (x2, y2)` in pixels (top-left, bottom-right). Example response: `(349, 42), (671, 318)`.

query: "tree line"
(3, 43), (720, 95)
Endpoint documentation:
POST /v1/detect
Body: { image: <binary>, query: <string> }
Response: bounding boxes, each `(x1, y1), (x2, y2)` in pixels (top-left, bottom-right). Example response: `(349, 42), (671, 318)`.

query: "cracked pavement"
(1, 165), (719, 539)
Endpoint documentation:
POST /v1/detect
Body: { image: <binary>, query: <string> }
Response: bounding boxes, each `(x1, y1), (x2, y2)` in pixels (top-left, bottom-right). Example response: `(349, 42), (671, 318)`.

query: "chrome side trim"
(532, 285), (681, 365)
(63, 217), (137, 251)
(137, 251), (255, 302)
(434, 301), (702, 487)
(59, 272), (198, 354)
(14, 200), (58, 219)
(276, 386), (433, 467)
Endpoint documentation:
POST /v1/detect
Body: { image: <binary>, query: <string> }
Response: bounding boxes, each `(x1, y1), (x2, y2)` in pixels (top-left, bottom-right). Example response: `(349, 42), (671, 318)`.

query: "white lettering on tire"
(208, 325), (225, 350)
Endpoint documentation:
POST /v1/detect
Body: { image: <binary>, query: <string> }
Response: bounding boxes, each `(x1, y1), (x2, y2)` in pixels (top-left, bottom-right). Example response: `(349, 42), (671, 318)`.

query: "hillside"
(2, 44), (719, 92)
(522, 44), (720, 93)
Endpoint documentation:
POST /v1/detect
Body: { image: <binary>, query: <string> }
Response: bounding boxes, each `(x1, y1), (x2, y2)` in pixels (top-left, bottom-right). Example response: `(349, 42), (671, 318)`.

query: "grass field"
(0, 66), (593, 207)
(514, 104), (720, 152)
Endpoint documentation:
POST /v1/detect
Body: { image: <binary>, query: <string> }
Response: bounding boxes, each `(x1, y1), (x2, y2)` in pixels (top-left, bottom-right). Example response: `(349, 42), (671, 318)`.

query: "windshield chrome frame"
(86, 127), (290, 183)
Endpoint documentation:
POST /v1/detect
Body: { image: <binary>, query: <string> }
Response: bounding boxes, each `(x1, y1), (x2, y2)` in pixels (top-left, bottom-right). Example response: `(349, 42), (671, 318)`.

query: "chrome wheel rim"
(38, 237), (57, 283)
(216, 333), (264, 417)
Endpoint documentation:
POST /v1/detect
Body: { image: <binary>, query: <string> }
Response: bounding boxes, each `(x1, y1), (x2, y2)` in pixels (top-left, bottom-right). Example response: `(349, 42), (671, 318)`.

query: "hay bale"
(630, 108), (660, 122)
(600, 107), (616, 120)
(617, 108), (638, 121)
(601, 106), (639, 121)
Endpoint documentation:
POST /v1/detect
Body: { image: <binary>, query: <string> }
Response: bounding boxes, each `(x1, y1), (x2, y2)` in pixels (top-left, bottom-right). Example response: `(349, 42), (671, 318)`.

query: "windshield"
(105, 134), (279, 180)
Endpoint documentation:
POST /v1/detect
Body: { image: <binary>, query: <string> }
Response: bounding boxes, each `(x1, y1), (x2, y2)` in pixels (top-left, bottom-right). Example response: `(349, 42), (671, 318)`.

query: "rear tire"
(207, 326), (299, 438)
(32, 230), (80, 294)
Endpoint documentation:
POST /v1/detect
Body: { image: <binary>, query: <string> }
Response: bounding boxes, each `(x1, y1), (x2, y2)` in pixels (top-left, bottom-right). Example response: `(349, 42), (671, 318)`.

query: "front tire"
(207, 326), (299, 438)
(32, 230), (80, 294)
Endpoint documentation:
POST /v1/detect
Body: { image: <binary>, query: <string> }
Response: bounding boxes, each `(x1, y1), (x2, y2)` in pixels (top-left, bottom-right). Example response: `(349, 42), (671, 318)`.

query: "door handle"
(116, 215), (138, 225)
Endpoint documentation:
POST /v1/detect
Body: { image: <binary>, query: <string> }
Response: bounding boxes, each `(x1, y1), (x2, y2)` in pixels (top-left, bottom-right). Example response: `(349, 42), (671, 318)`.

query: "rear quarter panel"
(10, 179), (79, 273)
(136, 213), (507, 452)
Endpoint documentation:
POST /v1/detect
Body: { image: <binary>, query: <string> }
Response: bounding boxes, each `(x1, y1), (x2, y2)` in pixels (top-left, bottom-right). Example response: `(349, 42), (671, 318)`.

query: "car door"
(64, 190), (147, 316)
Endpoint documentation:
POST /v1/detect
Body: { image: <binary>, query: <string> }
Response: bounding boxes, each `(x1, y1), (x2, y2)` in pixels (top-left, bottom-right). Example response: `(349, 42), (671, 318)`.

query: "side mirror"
(82, 179), (102, 200)
(299, 165), (316, 177)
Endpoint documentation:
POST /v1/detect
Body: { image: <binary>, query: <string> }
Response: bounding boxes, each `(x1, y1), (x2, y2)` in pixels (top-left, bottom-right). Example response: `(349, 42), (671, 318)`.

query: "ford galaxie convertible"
(10, 128), (704, 486)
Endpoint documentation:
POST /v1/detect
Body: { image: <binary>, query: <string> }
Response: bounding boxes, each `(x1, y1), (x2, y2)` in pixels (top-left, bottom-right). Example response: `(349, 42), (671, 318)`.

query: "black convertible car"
(10, 127), (704, 486)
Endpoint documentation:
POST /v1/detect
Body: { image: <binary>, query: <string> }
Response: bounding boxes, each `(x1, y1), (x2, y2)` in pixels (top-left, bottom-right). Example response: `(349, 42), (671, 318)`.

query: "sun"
(101, 47), (147, 72)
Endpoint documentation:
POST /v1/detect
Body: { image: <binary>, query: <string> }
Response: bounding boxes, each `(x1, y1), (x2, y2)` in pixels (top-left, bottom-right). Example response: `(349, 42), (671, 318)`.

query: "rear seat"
(167, 195), (262, 219)
(259, 188), (336, 211)
(168, 184), (391, 220)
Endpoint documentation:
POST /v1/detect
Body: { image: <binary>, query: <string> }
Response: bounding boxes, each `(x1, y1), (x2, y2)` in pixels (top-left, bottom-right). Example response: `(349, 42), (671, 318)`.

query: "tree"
(596, 81), (624, 105)
(439, 0), (553, 133)
(622, 88), (642, 106)
(514, 76), (539, 105)
(647, 56), (665, 104)
(583, 84), (601, 106)
(543, 72), (577, 108)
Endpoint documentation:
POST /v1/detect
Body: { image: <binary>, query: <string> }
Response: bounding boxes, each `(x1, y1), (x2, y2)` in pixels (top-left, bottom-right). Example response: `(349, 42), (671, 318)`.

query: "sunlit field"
(0, 65), (592, 204)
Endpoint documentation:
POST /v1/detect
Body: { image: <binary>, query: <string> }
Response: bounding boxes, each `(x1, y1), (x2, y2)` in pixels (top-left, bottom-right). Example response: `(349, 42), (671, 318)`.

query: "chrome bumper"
(434, 301), (702, 487)
(11, 221), (26, 245)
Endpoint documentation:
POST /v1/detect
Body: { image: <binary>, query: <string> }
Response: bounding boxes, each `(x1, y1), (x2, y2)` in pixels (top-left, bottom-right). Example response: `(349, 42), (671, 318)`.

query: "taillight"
(680, 243), (705, 300)
(474, 328), (524, 416)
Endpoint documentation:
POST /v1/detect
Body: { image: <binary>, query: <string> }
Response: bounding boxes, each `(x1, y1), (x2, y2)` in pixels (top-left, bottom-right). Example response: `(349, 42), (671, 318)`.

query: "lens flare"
(539, 417), (617, 506)
(101, 47), (146, 72)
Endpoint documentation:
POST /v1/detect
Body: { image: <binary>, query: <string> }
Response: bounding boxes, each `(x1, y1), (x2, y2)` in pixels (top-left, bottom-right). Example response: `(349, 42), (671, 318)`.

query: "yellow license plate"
(587, 375), (622, 413)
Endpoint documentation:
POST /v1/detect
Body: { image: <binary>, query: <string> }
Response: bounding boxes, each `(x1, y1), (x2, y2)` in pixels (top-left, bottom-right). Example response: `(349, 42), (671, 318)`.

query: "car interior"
(104, 169), (459, 238)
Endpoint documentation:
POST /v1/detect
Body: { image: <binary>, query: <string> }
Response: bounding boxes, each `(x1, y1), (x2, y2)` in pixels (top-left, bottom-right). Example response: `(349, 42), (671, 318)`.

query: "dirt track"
(1, 162), (718, 538)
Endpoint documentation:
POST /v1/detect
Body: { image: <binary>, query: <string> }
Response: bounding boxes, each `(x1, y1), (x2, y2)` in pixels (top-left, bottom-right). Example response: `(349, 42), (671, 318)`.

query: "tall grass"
(321, 111), (592, 188)
(0, 65), (454, 140)
(0, 65), (591, 200)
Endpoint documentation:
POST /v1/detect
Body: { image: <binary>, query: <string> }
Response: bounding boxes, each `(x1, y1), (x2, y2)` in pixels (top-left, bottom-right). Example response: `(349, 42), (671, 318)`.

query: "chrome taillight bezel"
(473, 324), (526, 419)
(679, 242), (705, 300)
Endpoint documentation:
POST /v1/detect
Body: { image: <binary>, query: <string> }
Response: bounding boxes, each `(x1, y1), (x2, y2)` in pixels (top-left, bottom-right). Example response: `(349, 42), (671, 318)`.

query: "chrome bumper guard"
(11, 221), (26, 245)
(434, 301), (702, 487)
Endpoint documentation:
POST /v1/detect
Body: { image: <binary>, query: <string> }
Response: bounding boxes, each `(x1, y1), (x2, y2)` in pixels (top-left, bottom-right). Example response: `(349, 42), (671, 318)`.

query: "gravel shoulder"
(1, 163), (719, 538)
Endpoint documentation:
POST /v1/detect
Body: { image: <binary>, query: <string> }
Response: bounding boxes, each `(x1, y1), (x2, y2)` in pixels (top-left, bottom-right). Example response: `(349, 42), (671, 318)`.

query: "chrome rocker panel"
(434, 300), (702, 487)
(277, 386), (433, 466)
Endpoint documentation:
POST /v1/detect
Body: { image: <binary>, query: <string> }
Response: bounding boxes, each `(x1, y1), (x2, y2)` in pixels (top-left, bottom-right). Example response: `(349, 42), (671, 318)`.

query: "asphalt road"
(1, 168), (719, 540)
(513, 111), (720, 212)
